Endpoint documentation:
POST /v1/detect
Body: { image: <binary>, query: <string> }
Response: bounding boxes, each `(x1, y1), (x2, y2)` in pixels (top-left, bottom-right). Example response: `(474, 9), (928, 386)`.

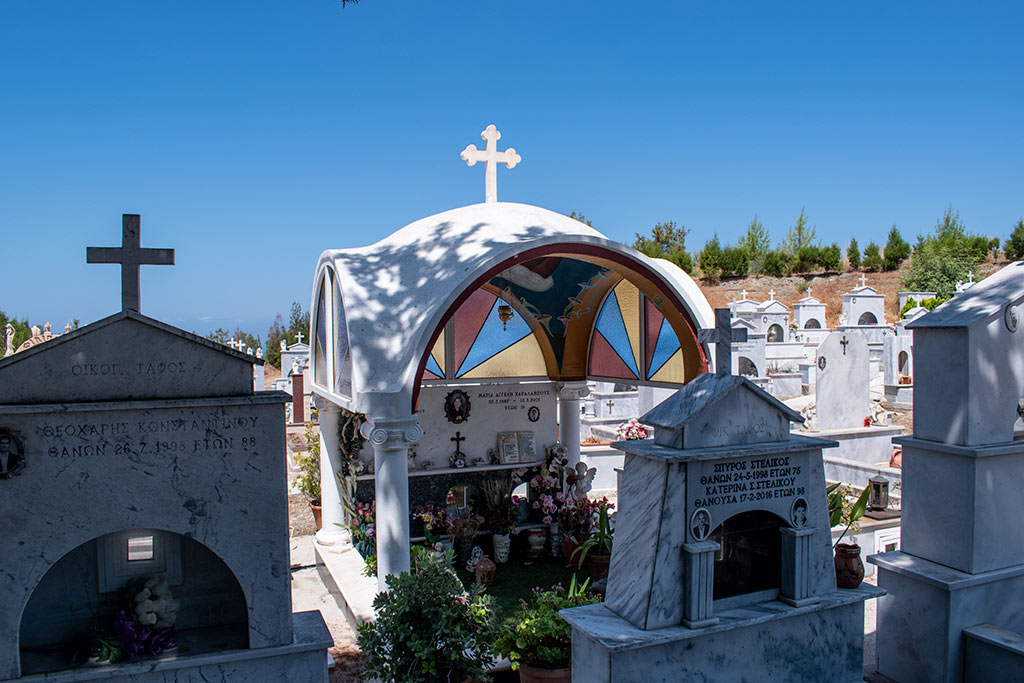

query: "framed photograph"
(444, 389), (471, 424)
(518, 432), (537, 462)
(498, 432), (520, 464)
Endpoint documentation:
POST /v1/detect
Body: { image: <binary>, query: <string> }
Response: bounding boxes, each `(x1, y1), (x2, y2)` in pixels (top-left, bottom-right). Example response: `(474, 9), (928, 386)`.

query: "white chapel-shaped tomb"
(308, 201), (715, 587)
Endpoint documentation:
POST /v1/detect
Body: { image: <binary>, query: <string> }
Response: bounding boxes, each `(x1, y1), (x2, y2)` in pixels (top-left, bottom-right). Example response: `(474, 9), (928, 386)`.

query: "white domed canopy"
(310, 202), (714, 416)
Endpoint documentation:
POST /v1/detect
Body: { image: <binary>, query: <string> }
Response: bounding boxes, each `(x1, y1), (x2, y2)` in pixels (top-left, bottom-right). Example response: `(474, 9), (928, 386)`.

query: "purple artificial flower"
(147, 626), (177, 657)
(114, 610), (150, 661)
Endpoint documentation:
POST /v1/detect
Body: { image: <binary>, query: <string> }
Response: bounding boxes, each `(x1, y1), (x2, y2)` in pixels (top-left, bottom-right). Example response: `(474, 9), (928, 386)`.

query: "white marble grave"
(815, 332), (870, 431)
(870, 261), (1024, 683)
(561, 371), (882, 682)
(0, 310), (328, 681)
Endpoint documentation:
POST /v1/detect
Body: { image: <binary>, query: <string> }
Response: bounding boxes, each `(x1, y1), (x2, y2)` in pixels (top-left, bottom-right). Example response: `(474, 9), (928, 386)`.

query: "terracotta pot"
(587, 553), (611, 580)
(560, 538), (581, 568)
(310, 503), (322, 530)
(834, 543), (864, 588)
(519, 664), (572, 683)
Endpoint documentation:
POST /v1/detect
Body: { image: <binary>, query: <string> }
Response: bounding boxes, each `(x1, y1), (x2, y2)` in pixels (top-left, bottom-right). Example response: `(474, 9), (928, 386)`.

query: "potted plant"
(358, 547), (499, 683)
(493, 576), (600, 683)
(556, 497), (595, 568)
(412, 502), (450, 545)
(448, 512), (484, 565)
(571, 498), (614, 580)
(294, 412), (322, 528)
(486, 494), (518, 563)
(828, 482), (872, 588)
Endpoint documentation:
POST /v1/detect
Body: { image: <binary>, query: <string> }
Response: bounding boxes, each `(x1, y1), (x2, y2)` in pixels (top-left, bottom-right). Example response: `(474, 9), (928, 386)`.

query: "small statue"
(800, 403), (818, 432)
(408, 448), (417, 471)
(3, 323), (13, 358)
(449, 452), (466, 468)
(488, 447), (500, 465)
(569, 462), (596, 501)
(465, 546), (484, 572)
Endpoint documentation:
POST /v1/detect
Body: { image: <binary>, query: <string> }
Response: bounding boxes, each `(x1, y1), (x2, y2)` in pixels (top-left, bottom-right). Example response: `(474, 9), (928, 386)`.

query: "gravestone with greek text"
(562, 371), (883, 683)
(0, 309), (330, 681)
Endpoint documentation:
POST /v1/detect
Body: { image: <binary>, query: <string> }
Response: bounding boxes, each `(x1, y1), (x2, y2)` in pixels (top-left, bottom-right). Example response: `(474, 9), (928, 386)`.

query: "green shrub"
(720, 247), (749, 277)
(862, 242), (883, 271)
(492, 577), (600, 671)
(698, 236), (724, 280)
(293, 411), (321, 504)
(847, 238), (861, 270)
(1006, 219), (1024, 261)
(763, 250), (786, 277)
(358, 549), (499, 683)
(818, 243), (842, 272)
(883, 226), (910, 271)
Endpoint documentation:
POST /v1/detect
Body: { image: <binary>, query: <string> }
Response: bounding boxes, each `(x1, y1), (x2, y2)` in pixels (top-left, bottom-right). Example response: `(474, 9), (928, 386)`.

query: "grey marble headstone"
(814, 332), (870, 431)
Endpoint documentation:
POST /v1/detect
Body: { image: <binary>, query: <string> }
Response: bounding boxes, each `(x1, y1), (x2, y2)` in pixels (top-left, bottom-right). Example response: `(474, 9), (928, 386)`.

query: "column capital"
(558, 381), (590, 400)
(361, 416), (423, 451)
(311, 394), (343, 413)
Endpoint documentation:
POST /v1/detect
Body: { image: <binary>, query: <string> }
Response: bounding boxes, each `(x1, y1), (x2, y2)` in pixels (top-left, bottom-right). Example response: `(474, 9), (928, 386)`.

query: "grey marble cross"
(698, 308), (748, 376)
(86, 214), (174, 313)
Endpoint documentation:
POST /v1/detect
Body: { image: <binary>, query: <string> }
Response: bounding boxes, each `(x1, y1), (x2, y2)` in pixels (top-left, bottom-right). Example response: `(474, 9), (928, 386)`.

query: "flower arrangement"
(555, 497), (596, 544)
(528, 447), (569, 522)
(413, 502), (451, 543)
(349, 500), (376, 560)
(492, 576), (600, 671)
(448, 512), (485, 541)
(614, 419), (649, 440)
(487, 494), (519, 535)
(77, 575), (180, 665)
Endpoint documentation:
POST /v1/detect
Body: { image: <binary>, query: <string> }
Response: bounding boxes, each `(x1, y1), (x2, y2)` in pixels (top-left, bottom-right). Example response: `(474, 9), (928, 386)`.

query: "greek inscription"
(693, 456), (804, 509)
(69, 361), (188, 379)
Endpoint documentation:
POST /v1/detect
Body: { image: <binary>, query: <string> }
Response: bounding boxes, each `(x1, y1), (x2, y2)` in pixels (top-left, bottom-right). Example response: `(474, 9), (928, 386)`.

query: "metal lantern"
(868, 475), (890, 512)
(498, 304), (514, 330)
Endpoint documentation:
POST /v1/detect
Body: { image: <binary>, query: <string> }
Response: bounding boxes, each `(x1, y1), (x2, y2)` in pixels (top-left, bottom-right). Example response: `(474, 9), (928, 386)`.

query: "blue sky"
(2, 1), (1021, 338)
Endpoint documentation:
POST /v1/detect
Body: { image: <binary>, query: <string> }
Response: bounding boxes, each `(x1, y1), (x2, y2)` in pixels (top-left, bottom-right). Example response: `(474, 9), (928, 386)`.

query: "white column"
(558, 382), (590, 468)
(363, 416), (422, 591)
(314, 397), (348, 548)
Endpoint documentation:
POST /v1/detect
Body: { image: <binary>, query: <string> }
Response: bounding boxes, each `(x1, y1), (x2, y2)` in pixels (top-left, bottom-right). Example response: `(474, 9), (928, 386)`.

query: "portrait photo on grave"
(0, 429), (25, 479)
(444, 389), (471, 424)
(527, 405), (540, 422)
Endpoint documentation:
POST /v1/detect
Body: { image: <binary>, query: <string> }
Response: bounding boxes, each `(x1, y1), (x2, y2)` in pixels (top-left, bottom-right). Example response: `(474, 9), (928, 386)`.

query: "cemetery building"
(839, 276), (892, 371)
(0, 216), (329, 682)
(309, 199), (717, 592)
(792, 288), (830, 345)
(871, 261), (1024, 683)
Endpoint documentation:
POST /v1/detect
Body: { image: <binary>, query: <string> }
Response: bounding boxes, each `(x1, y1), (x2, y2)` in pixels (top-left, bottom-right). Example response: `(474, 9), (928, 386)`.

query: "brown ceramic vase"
(834, 543), (864, 588)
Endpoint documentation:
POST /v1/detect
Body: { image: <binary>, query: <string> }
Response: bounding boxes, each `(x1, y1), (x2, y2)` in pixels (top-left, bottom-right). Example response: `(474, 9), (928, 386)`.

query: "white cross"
(968, 271), (974, 284)
(227, 340), (238, 350)
(806, 286), (812, 298)
(460, 124), (521, 203)
(859, 274), (868, 288)
(768, 289), (775, 301)
(295, 331), (305, 345)
(741, 289), (747, 300)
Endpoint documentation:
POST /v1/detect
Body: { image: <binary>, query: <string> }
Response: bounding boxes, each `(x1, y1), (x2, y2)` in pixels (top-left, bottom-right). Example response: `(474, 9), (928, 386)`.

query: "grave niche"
(711, 510), (783, 605)
(19, 530), (248, 675)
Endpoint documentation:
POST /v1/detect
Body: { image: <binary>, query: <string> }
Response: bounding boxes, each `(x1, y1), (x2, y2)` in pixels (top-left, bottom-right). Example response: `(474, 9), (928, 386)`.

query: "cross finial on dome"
(460, 124), (521, 203)
(859, 273), (868, 288)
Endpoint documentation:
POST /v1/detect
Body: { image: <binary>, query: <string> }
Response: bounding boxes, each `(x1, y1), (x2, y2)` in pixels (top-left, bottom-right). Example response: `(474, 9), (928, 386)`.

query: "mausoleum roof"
(908, 261), (1024, 329)
(314, 202), (714, 407)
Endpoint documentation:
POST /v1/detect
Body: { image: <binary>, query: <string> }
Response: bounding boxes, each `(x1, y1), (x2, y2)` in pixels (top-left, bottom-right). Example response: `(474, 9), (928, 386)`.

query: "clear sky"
(2, 1), (1021, 339)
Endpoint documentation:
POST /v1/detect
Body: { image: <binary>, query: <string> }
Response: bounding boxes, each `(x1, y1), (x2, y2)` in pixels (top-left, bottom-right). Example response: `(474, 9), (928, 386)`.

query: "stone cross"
(450, 431), (466, 458)
(840, 336), (850, 356)
(87, 214), (174, 313)
(460, 124), (521, 203)
(698, 308), (748, 377)
(606, 399), (615, 413)
(806, 286), (812, 298)
(741, 289), (747, 300)
(768, 289), (775, 301)
(295, 331), (305, 345)
(859, 273), (868, 288)
(227, 340), (238, 350)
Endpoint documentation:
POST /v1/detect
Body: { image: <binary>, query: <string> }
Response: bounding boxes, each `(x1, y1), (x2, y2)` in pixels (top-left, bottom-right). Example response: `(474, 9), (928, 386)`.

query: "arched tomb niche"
(804, 318), (821, 329)
(738, 356), (758, 378)
(767, 324), (785, 343)
(18, 530), (248, 676)
(710, 510), (787, 607)
(858, 312), (878, 325)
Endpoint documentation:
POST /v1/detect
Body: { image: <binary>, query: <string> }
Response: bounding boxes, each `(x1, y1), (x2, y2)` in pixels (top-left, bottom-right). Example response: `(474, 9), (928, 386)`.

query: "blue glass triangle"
(456, 300), (532, 376)
(595, 290), (640, 378)
(647, 317), (680, 379)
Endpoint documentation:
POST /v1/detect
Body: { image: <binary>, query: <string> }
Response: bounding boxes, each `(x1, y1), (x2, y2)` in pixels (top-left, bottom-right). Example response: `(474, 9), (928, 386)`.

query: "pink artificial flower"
(543, 516), (552, 524)
(532, 501), (541, 509)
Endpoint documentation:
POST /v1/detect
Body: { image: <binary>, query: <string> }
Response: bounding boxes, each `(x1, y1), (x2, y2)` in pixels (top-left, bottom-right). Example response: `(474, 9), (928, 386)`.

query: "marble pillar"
(314, 397), (349, 548)
(558, 381), (589, 467)
(363, 416), (422, 591)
